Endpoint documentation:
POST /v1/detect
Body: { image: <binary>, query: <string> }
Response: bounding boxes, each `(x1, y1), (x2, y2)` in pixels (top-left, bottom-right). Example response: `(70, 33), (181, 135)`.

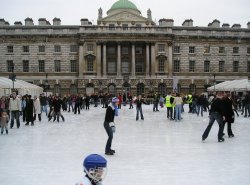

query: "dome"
(108, 0), (140, 13)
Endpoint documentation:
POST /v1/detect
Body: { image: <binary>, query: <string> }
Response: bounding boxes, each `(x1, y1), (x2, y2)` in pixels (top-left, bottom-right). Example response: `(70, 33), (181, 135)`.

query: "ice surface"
(0, 104), (249, 185)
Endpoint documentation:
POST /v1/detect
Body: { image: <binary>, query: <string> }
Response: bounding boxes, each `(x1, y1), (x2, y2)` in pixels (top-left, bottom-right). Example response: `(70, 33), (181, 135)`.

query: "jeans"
(202, 112), (224, 140)
(41, 105), (48, 115)
(175, 104), (182, 121)
(244, 103), (250, 116)
(10, 110), (20, 128)
(104, 121), (113, 153)
(153, 102), (159, 111)
(136, 107), (144, 120)
(196, 105), (203, 117)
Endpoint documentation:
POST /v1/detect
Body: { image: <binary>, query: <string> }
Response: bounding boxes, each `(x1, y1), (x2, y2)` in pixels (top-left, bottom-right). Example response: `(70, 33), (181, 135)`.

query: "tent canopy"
(207, 79), (250, 92)
(0, 77), (43, 97)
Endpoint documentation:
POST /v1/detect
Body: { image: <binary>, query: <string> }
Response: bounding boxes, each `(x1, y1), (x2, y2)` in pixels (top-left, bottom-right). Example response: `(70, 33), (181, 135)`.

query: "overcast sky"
(1, 0), (250, 27)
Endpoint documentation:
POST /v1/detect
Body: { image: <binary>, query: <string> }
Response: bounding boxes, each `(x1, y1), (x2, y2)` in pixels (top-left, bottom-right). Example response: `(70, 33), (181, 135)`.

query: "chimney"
(25, 17), (34, 26)
(159, 18), (174, 27)
(38, 18), (47, 26)
(222, 23), (230, 28)
(14, 21), (23, 26)
(210, 19), (220, 28)
(0, 19), (6, 26)
(247, 22), (250, 29)
(53, 17), (61, 26)
(81, 18), (89, 25)
(182, 19), (193, 27)
(232, 24), (241, 29)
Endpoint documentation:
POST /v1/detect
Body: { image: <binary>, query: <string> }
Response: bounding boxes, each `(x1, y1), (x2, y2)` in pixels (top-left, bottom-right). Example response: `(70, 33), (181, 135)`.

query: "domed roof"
(109, 0), (139, 12)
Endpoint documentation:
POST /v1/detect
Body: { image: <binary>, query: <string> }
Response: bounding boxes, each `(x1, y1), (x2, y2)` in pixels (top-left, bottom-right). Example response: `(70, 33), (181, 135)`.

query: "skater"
(104, 97), (119, 155)
(135, 95), (144, 121)
(222, 92), (235, 137)
(165, 92), (174, 120)
(33, 96), (41, 122)
(76, 154), (107, 185)
(9, 92), (21, 128)
(173, 93), (183, 121)
(128, 93), (133, 109)
(202, 92), (225, 142)
(1, 110), (9, 134)
(153, 93), (159, 112)
(25, 95), (34, 126)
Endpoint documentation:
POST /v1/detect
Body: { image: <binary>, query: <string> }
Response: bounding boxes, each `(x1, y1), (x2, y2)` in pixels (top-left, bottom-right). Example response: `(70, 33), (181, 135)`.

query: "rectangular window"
(135, 24), (141, 30)
(204, 61), (210, 72)
(247, 47), (250, 54)
(158, 59), (165, 72)
(219, 47), (225, 54)
(204, 46), (210, 53)
(109, 24), (115, 30)
(122, 24), (128, 30)
(54, 60), (61, 72)
(7, 60), (14, 72)
(135, 47), (143, 55)
(122, 47), (129, 54)
(23, 46), (29, 53)
(135, 59), (144, 72)
(38, 45), (45, 53)
(70, 60), (77, 72)
(173, 46), (180, 53)
(70, 45), (78, 52)
(122, 59), (129, 73)
(87, 59), (93, 72)
(107, 60), (116, 73)
(7, 46), (13, 53)
(247, 61), (250, 72)
(233, 47), (239, 54)
(87, 44), (94, 52)
(173, 60), (180, 72)
(54, 45), (61, 52)
(158, 44), (165, 52)
(189, 60), (195, 72)
(219, 61), (224, 72)
(38, 60), (45, 72)
(233, 61), (239, 72)
(189, 46), (195, 53)
(107, 47), (115, 54)
(23, 60), (29, 72)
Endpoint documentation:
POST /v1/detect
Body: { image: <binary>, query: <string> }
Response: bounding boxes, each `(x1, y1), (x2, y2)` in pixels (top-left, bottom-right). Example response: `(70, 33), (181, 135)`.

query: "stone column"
(96, 42), (102, 77)
(103, 42), (107, 76)
(131, 43), (135, 77)
(78, 41), (84, 77)
(117, 43), (121, 77)
(168, 41), (173, 77)
(146, 44), (150, 76)
(150, 43), (156, 76)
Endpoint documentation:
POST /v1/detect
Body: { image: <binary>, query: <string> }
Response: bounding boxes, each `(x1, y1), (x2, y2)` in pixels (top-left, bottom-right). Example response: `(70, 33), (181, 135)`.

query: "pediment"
(100, 10), (149, 23)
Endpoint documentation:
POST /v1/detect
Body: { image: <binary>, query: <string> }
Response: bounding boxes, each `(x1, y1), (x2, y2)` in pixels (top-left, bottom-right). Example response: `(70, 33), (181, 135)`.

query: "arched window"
(123, 82), (131, 97)
(70, 84), (77, 95)
(108, 83), (116, 96)
(54, 84), (61, 96)
(189, 84), (196, 94)
(86, 83), (95, 95)
(136, 83), (144, 96)
(158, 83), (166, 96)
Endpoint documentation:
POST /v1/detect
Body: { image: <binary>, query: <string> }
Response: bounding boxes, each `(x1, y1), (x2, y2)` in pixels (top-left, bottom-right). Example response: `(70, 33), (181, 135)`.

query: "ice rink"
(0, 104), (249, 185)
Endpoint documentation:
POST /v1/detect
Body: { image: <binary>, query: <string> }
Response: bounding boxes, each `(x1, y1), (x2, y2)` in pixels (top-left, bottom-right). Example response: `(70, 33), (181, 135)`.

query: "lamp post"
(12, 64), (16, 92)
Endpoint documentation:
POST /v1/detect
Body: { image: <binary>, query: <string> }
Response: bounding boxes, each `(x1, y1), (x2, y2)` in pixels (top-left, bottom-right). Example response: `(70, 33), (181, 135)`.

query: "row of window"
(7, 60), (77, 73)
(6, 45), (78, 53)
(172, 46), (250, 54)
(173, 60), (250, 73)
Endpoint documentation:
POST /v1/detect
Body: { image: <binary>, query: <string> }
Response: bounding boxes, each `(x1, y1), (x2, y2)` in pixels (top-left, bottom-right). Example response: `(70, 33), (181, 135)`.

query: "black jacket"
(104, 106), (115, 123)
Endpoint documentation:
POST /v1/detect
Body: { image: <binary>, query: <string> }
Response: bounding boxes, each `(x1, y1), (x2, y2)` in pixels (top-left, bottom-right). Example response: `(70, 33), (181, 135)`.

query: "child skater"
(1, 110), (9, 134)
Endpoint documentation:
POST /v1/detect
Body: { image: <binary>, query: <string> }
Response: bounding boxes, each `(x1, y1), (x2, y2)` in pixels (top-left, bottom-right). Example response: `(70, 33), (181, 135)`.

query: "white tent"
(0, 77), (43, 97)
(207, 79), (250, 92)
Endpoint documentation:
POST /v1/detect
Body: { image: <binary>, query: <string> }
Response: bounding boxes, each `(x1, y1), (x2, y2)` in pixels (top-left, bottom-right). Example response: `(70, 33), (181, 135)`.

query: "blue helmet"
(112, 97), (119, 103)
(83, 154), (107, 171)
(83, 154), (107, 182)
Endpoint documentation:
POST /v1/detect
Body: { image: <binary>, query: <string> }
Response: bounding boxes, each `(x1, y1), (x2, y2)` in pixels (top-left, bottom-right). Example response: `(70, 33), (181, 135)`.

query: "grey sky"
(1, 0), (250, 27)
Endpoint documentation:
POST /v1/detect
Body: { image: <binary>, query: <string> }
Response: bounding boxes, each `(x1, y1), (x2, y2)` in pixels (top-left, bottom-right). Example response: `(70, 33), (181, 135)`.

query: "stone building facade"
(0, 0), (250, 96)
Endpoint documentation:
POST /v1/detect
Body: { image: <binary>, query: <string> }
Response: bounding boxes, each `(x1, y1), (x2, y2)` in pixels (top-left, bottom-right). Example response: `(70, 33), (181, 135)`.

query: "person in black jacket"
(135, 95), (144, 121)
(202, 92), (225, 142)
(104, 97), (119, 155)
(25, 95), (34, 126)
(222, 92), (235, 137)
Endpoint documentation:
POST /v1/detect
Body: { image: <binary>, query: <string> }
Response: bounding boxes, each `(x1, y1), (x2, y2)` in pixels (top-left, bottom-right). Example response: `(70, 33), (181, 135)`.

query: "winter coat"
(9, 97), (21, 111)
(26, 99), (34, 122)
(222, 97), (235, 123)
(33, 99), (41, 114)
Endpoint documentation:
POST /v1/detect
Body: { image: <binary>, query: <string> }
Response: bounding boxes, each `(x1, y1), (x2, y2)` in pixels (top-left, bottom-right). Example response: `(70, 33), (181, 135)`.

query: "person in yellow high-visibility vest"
(187, 93), (193, 113)
(165, 92), (174, 120)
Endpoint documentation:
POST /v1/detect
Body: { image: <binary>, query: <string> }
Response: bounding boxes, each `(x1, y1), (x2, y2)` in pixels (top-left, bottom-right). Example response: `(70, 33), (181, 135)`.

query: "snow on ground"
(0, 104), (249, 185)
